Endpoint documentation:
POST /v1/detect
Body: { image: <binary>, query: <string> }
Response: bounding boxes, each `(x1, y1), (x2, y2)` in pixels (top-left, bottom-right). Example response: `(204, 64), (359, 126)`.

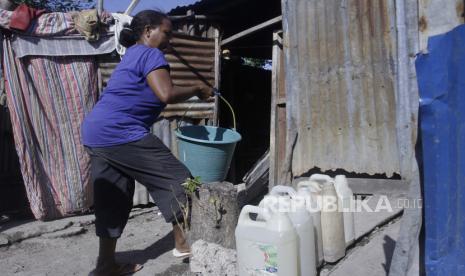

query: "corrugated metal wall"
(281, 0), (401, 177)
(418, 0), (465, 51)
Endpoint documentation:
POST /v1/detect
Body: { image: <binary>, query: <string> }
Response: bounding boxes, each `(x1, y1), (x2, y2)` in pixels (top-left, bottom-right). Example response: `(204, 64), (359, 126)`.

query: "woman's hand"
(196, 84), (214, 101)
(147, 68), (215, 104)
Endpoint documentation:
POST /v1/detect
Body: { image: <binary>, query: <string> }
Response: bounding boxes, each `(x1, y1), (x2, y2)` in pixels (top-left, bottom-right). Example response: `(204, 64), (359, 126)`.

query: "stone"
(0, 234), (9, 246)
(190, 239), (237, 276)
(42, 227), (86, 239)
(189, 182), (242, 249)
(4, 220), (74, 243)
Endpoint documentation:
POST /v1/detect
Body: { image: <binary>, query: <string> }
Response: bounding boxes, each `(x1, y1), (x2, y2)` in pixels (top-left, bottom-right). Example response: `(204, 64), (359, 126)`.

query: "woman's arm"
(147, 68), (212, 104)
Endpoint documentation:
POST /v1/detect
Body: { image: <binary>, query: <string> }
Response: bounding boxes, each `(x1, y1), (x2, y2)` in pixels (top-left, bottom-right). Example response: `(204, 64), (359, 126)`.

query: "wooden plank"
(243, 150), (269, 203)
(213, 28), (220, 126)
(97, 0), (103, 16)
(170, 71), (215, 79)
(161, 110), (213, 119)
(170, 37), (214, 48)
(269, 31), (285, 188)
(221, 16), (283, 46)
(124, 0), (140, 15)
(165, 55), (214, 65)
(167, 47), (215, 57)
(169, 63), (213, 71)
(173, 79), (215, 87)
(347, 178), (408, 196)
(293, 177), (408, 197)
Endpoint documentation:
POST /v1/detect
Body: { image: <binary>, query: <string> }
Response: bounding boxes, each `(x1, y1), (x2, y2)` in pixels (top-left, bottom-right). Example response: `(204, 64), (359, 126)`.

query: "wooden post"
(269, 31), (286, 188)
(124, 0), (140, 15)
(96, 0), (103, 16)
(213, 27), (220, 126)
(188, 182), (245, 249)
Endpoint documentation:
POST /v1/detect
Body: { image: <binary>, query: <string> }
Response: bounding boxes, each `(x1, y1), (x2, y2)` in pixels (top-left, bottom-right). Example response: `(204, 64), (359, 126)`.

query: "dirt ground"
(0, 195), (407, 276)
(0, 206), (191, 276)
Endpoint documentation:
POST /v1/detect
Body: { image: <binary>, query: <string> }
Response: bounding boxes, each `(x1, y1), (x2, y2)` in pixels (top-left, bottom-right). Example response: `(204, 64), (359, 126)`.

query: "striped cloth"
(0, 9), (74, 36)
(3, 38), (99, 220)
(0, 8), (113, 37)
(11, 34), (116, 58)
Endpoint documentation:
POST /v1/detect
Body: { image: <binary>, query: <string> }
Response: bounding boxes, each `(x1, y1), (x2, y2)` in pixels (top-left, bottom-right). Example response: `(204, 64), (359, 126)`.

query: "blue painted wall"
(416, 24), (465, 275)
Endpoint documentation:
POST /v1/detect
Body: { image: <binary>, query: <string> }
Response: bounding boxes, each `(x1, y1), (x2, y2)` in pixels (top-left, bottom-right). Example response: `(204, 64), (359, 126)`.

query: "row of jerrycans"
(235, 174), (355, 276)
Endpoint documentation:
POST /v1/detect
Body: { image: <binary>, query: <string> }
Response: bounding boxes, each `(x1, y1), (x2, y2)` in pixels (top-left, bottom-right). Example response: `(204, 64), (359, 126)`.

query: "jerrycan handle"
(309, 174), (332, 183)
(297, 180), (321, 193)
(269, 185), (297, 197)
(238, 205), (268, 228)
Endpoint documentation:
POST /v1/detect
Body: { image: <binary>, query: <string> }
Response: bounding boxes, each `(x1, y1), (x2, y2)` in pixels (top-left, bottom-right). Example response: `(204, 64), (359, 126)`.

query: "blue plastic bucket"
(176, 125), (242, 183)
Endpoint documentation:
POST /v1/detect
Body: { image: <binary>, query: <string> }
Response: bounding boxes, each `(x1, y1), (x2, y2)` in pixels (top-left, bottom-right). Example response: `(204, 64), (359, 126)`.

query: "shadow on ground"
(115, 230), (190, 275)
(116, 230), (175, 265)
(383, 235), (397, 274)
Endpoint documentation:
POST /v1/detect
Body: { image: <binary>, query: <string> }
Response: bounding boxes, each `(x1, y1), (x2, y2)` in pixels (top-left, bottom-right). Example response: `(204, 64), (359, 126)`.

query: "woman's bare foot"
(172, 223), (190, 257)
(89, 262), (143, 276)
(90, 237), (143, 275)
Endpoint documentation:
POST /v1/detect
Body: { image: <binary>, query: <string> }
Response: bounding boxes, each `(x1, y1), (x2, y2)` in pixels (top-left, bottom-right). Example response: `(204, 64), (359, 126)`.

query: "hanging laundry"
(112, 13), (132, 56)
(9, 3), (45, 31)
(72, 9), (101, 41)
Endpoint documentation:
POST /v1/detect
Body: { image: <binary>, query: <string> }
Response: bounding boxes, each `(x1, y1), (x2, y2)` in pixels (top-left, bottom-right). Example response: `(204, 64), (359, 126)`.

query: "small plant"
(172, 176), (203, 236)
(182, 176), (202, 195)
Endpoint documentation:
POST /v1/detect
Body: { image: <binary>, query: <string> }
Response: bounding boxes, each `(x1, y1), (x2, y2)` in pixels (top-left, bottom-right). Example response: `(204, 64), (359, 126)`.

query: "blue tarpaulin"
(416, 25), (465, 275)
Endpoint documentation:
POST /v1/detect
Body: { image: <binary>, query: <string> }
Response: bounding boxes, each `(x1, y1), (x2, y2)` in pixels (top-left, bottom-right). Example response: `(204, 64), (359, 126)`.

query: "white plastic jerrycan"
(235, 205), (298, 276)
(334, 175), (355, 246)
(259, 185), (317, 276)
(297, 180), (324, 266)
(311, 175), (345, 263)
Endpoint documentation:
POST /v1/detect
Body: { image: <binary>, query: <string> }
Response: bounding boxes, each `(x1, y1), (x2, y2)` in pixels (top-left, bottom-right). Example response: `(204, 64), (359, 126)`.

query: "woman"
(81, 10), (213, 275)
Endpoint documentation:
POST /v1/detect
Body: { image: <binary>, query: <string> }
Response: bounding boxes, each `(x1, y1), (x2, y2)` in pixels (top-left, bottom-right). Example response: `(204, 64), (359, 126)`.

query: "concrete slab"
(41, 226), (86, 239)
(354, 195), (403, 240)
(321, 219), (401, 276)
(348, 178), (408, 198)
(0, 206), (157, 246)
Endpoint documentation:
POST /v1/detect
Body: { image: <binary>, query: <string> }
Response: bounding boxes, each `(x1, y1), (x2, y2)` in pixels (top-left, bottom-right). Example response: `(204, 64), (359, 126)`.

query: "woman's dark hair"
(119, 10), (169, 48)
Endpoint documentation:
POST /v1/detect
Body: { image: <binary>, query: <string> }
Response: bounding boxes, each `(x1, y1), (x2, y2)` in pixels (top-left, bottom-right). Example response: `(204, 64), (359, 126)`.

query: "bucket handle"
(309, 174), (332, 183)
(176, 89), (237, 131)
(297, 180), (322, 193)
(215, 89), (237, 130)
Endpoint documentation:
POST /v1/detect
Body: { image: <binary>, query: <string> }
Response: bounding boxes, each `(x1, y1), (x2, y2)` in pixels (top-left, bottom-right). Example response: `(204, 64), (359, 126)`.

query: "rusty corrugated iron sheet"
(419, 0), (465, 51)
(98, 32), (216, 119)
(282, 0), (400, 176)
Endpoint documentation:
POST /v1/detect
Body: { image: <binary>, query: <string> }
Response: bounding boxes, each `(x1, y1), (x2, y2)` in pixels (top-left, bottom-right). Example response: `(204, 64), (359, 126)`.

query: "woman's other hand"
(196, 84), (214, 101)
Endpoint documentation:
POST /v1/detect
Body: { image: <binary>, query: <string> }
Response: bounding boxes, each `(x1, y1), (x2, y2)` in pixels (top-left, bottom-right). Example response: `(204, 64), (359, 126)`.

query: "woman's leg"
(91, 135), (192, 255)
(87, 150), (142, 275)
